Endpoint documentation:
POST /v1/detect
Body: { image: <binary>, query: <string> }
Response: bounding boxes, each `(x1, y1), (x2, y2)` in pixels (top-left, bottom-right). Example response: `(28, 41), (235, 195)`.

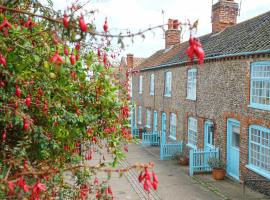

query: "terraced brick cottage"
(131, 0), (270, 191)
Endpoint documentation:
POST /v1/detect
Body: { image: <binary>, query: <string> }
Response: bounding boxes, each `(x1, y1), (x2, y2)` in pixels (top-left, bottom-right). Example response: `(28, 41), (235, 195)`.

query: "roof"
(133, 57), (146, 68)
(139, 10), (270, 70)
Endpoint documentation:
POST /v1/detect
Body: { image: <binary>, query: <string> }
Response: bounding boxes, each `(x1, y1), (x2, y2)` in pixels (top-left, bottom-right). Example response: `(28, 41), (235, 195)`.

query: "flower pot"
(212, 168), (226, 180)
(179, 157), (189, 166)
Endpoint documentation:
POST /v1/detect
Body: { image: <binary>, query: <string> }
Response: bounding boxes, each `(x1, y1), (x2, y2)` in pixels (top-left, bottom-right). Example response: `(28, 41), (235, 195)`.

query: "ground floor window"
(188, 117), (197, 148)
(138, 106), (142, 125)
(169, 113), (177, 140)
(248, 125), (270, 178)
(146, 109), (151, 128)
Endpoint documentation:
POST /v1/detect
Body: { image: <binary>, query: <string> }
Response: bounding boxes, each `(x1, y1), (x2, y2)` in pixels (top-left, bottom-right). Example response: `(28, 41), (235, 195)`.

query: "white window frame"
(249, 61), (270, 111)
(187, 68), (197, 100)
(138, 106), (142, 125)
(187, 117), (197, 149)
(139, 75), (143, 94)
(164, 71), (172, 97)
(246, 125), (270, 179)
(169, 113), (177, 140)
(150, 74), (155, 96)
(146, 109), (151, 128)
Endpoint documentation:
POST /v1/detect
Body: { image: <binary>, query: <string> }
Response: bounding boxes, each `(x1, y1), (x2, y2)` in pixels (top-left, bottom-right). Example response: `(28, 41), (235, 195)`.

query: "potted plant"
(208, 157), (226, 180)
(175, 144), (189, 166)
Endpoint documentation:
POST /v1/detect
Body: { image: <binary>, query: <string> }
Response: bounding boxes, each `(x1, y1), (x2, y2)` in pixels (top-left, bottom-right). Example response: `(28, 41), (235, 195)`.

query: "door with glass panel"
(227, 119), (240, 180)
(204, 121), (214, 151)
(153, 111), (157, 133)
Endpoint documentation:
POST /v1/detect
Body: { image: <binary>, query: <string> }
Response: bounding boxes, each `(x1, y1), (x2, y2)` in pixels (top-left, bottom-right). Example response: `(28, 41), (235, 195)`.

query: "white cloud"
(50, 0), (270, 58)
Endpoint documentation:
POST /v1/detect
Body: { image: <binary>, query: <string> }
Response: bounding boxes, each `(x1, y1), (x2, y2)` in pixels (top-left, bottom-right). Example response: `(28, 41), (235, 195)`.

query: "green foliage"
(0, 1), (132, 199)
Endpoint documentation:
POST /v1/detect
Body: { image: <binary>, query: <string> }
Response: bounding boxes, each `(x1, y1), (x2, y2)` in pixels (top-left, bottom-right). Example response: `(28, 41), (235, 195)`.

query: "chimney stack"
(212, 0), (239, 33)
(165, 19), (180, 49)
(126, 54), (134, 68)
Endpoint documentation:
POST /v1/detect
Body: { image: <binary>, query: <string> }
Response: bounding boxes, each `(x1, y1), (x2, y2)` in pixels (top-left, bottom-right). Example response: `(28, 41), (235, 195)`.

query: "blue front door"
(161, 112), (166, 145)
(227, 119), (240, 180)
(153, 111), (157, 132)
(204, 121), (214, 151)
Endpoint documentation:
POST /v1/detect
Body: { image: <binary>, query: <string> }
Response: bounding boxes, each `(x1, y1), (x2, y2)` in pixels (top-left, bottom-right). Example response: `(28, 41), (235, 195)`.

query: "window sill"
(145, 125), (151, 128)
(150, 93), (154, 96)
(246, 164), (270, 180)
(169, 135), (176, 141)
(187, 143), (197, 149)
(248, 104), (270, 112)
(164, 94), (171, 97)
(186, 97), (196, 101)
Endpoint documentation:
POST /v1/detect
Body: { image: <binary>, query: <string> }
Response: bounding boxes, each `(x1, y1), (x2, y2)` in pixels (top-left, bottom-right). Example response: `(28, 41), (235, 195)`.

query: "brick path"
(111, 144), (269, 200)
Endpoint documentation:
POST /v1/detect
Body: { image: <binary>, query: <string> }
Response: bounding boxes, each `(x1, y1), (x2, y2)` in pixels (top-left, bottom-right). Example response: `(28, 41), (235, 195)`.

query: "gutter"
(140, 49), (270, 72)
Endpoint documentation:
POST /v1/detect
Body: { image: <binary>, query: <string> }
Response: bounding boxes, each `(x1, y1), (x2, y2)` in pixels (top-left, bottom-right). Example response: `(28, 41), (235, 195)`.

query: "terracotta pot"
(212, 168), (226, 180)
(179, 157), (189, 166)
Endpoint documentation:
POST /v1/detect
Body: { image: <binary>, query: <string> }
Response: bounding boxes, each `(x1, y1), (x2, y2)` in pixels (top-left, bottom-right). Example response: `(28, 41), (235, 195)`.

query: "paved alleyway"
(110, 144), (269, 200)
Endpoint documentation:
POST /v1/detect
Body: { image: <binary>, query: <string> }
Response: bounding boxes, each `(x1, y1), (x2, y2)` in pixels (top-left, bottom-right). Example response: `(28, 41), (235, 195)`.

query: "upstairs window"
(188, 117), (197, 148)
(164, 71), (172, 97)
(250, 61), (270, 111)
(150, 74), (155, 96)
(248, 125), (270, 179)
(169, 113), (177, 140)
(138, 106), (142, 125)
(146, 109), (151, 128)
(139, 75), (143, 94)
(187, 68), (197, 100)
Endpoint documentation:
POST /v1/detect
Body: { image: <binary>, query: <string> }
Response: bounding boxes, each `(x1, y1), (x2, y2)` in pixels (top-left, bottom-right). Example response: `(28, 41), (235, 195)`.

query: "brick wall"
(132, 56), (270, 186)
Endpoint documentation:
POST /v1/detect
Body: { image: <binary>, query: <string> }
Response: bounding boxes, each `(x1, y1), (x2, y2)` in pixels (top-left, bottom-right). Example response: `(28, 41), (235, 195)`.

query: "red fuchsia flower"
(92, 136), (97, 143)
(85, 150), (92, 160)
(42, 101), (48, 114)
(80, 184), (89, 200)
(24, 17), (35, 29)
(35, 98), (40, 108)
(8, 181), (14, 195)
(97, 48), (101, 61)
(0, 17), (12, 32)
(103, 18), (108, 33)
(31, 179), (46, 200)
(124, 145), (128, 152)
(75, 54), (80, 61)
(87, 128), (93, 137)
(0, 53), (7, 67)
(50, 51), (64, 64)
(25, 95), (31, 108)
(79, 15), (88, 32)
(24, 160), (28, 170)
(75, 43), (81, 51)
(63, 13), (69, 28)
(23, 120), (30, 131)
(121, 105), (129, 119)
(94, 177), (99, 185)
(103, 53), (107, 66)
(186, 35), (205, 65)
(106, 186), (113, 196)
(70, 53), (76, 65)
(64, 46), (69, 56)
(2, 130), (7, 141)
(15, 85), (21, 98)
(16, 177), (29, 193)
(138, 168), (158, 192)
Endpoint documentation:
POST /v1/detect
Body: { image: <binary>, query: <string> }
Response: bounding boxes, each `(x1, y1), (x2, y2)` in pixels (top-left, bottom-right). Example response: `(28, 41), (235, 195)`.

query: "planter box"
(212, 168), (226, 180)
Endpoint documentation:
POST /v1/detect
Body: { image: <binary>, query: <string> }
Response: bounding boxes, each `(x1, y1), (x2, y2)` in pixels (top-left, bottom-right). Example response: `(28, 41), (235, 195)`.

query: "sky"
(50, 0), (270, 58)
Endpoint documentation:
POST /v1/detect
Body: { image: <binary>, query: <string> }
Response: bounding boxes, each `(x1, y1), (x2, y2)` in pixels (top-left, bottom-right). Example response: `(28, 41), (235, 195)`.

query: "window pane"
(250, 126), (270, 174)
(251, 62), (270, 108)
(187, 69), (197, 99)
(170, 113), (177, 138)
(188, 117), (197, 147)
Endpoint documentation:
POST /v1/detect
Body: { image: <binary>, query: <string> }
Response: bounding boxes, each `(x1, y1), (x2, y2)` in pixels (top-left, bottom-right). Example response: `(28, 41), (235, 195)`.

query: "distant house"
(131, 0), (270, 192)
